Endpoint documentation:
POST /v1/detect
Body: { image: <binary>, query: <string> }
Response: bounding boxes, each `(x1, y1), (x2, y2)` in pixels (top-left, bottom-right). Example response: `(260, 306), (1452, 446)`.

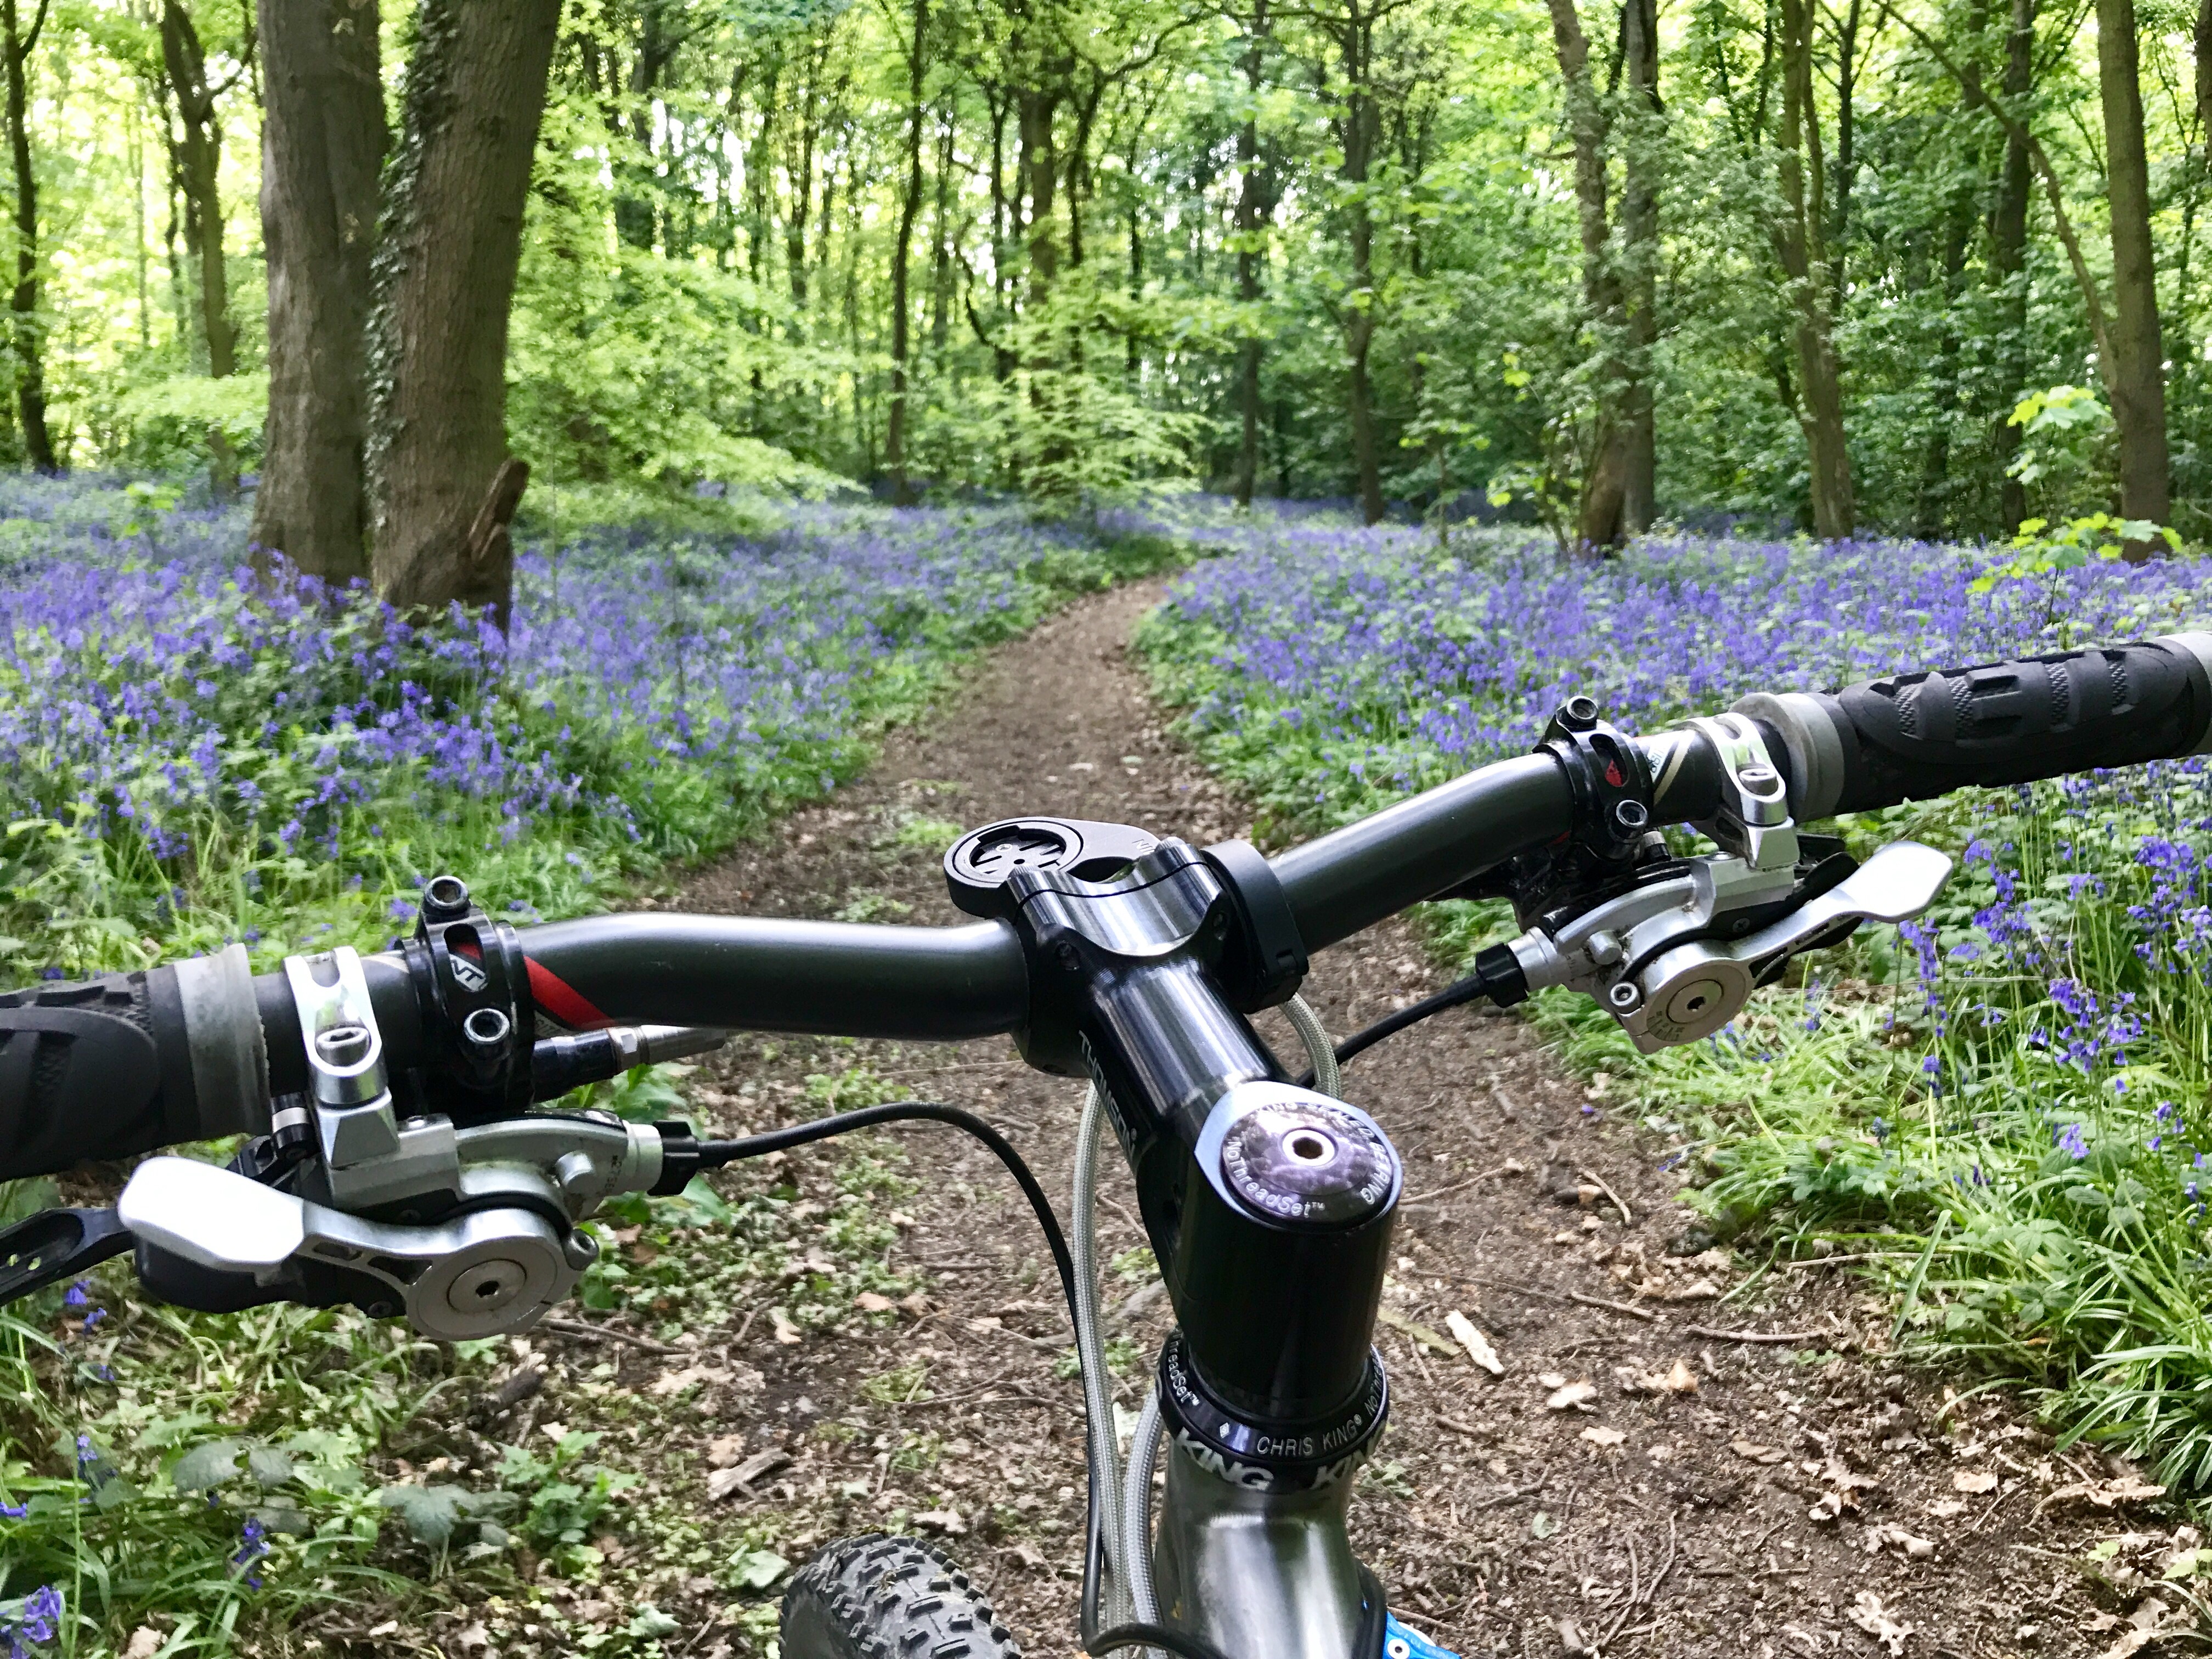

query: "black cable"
(697, 1102), (1075, 1310)
(1293, 969), (1498, 1088)
(696, 1103), (1107, 1629)
(1085, 1625), (1235, 1659)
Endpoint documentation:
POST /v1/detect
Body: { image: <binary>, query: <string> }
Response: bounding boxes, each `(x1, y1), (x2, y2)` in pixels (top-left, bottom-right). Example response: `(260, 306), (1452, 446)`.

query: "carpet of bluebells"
(0, 475), (1137, 984)
(1138, 509), (2212, 1487)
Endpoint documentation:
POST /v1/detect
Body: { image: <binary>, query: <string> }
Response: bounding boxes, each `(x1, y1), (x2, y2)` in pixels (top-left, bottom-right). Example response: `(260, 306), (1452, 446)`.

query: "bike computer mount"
(1488, 702), (1954, 1052)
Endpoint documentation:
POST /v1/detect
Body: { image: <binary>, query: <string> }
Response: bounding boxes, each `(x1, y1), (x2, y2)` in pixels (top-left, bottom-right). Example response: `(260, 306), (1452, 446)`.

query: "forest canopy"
(16, 0), (2212, 550)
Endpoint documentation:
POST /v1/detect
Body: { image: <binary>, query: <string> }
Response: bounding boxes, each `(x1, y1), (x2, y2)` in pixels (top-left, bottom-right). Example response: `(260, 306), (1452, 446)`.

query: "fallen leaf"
(1865, 1523), (1935, 1560)
(2041, 1475), (2168, 1513)
(1927, 1498), (1967, 1519)
(1546, 1380), (1598, 1412)
(1669, 1278), (1722, 1300)
(1848, 1590), (1911, 1656)
(1731, 1438), (1786, 1465)
(1953, 1469), (1999, 1494)
(1538, 1372), (1566, 1389)
(1661, 1357), (1698, 1392)
(913, 1508), (968, 1535)
(1445, 1311), (1504, 1375)
(1376, 1306), (1457, 1358)
(368, 1624), (400, 1640)
(455, 1624), (491, 1653)
(707, 1434), (747, 1470)
(855, 1291), (895, 1314)
(1580, 1426), (1627, 1448)
(1826, 1453), (1880, 1494)
(650, 1364), (730, 1398)
(123, 1631), (162, 1659)
(770, 1308), (802, 1346)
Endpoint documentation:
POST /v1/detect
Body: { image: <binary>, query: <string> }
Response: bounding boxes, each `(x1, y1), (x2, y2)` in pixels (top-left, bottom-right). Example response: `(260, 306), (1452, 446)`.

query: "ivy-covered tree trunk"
(366, 0), (560, 618)
(254, 0), (383, 585)
(1775, 0), (1853, 537)
(1, 0), (54, 473)
(2096, 0), (2169, 543)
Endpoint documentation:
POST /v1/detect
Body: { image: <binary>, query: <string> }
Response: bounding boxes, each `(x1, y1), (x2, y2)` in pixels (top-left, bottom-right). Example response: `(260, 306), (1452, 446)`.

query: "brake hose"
(1293, 955), (1517, 1089)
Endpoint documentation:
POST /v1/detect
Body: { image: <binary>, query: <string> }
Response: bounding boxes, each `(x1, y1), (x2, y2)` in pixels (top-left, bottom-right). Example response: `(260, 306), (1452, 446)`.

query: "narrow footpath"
(649, 582), (2153, 1659)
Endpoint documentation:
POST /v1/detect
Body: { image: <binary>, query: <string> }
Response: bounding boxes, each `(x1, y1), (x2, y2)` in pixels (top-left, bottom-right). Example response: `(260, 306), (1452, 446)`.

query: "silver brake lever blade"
(118, 1156), (587, 1340)
(1736, 840), (1954, 972)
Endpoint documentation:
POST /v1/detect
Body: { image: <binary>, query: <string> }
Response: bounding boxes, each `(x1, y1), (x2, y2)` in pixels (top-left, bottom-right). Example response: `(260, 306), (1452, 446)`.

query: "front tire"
(780, 1533), (1024, 1658)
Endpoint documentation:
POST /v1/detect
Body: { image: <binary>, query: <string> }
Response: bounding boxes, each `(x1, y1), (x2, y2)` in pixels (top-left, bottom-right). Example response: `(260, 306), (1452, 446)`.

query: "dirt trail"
(652, 582), (2147, 1659)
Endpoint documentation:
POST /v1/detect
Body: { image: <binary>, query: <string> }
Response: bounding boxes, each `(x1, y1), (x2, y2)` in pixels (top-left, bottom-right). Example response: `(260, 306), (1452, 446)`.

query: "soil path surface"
(647, 583), (2147, 1659)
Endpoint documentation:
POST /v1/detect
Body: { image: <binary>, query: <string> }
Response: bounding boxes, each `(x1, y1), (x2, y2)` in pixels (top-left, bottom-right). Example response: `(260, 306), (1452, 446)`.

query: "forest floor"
(467, 582), (2193, 1659)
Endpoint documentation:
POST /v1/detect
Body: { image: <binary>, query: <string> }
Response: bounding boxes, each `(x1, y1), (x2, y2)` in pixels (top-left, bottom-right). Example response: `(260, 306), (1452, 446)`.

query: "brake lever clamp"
(1508, 840), (1953, 1052)
(116, 1111), (669, 1334)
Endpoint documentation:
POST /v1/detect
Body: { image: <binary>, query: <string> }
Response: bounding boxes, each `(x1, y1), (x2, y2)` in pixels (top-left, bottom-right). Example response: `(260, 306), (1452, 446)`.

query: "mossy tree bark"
(366, 0), (560, 619)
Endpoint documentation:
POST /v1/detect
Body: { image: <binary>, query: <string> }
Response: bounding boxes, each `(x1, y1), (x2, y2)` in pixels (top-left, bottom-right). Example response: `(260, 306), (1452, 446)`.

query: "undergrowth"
(0, 482), (1185, 1655)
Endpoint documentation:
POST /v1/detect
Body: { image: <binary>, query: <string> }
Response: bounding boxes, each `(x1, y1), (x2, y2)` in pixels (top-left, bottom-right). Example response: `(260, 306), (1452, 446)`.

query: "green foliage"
(110, 374), (270, 478)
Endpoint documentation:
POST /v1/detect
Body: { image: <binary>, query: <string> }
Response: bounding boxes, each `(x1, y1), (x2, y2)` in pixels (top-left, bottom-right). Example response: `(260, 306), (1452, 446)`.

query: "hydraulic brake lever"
(1511, 840), (1953, 1052)
(117, 1156), (599, 1340)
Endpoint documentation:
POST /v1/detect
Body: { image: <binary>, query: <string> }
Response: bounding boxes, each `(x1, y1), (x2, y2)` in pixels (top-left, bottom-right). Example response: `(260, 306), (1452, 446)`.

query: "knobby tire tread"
(781, 1532), (1024, 1659)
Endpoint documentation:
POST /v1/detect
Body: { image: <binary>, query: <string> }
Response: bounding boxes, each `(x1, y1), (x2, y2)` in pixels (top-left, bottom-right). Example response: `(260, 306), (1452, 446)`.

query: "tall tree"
(1545, 0), (1628, 548)
(253, 0), (385, 585)
(366, 0), (562, 617)
(1618, 0), (1660, 533)
(159, 0), (245, 381)
(2096, 0), (2169, 535)
(1, 0), (54, 471)
(1232, 0), (1272, 508)
(1319, 0), (1396, 525)
(887, 0), (929, 504)
(1991, 0), (2034, 531)
(1775, 0), (1852, 535)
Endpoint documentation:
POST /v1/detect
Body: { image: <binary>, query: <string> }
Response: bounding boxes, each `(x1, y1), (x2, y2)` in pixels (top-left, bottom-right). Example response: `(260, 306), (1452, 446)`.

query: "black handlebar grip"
(1736, 633), (2212, 819)
(0, 946), (269, 1180)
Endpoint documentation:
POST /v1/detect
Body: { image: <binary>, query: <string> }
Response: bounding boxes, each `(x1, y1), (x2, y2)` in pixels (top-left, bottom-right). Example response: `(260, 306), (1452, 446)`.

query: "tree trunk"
(1619, 0), (1660, 533)
(1545, 0), (1626, 549)
(2, 0), (54, 472)
(1340, 2), (1384, 527)
(787, 64), (819, 309)
(366, 0), (559, 619)
(929, 116), (953, 353)
(1019, 86), (1059, 302)
(253, 0), (384, 586)
(1993, 0), (2034, 531)
(1775, 0), (1853, 537)
(1830, 0), (1859, 307)
(2096, 0), (2169, 544)
(1914, 181), (1976, 537)
(887, 0), (927, 505)
(161, 1), (235, 381)
(1234, 0), (1271, 509)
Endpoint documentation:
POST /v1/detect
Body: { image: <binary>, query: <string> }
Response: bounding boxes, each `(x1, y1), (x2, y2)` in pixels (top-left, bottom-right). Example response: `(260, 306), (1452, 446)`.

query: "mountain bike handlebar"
(5, 632), (2210, 1182)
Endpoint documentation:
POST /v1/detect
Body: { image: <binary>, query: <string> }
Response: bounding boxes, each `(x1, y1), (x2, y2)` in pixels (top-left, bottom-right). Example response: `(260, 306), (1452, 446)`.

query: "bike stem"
(945, 819), (1402, 1656)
